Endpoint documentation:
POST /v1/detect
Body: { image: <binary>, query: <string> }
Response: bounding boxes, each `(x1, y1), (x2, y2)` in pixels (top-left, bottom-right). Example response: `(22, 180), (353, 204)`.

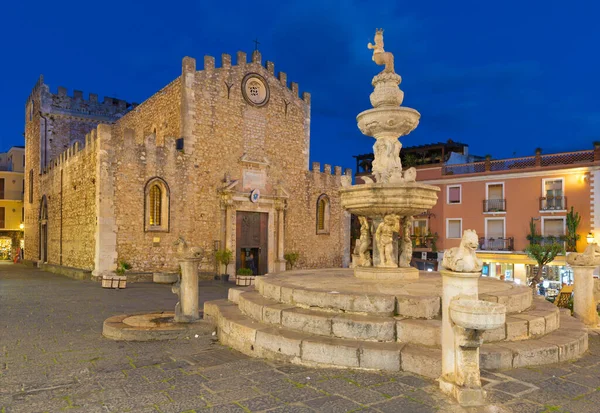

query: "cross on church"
(253, 38), (260, 51)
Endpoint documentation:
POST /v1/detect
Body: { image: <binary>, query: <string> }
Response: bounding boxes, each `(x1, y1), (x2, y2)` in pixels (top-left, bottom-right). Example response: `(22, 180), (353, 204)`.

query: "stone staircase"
(204, 270), (588, 379)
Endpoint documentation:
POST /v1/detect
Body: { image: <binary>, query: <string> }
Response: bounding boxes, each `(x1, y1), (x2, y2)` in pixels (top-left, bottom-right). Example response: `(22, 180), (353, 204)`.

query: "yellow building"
(0, 146), (25, 260)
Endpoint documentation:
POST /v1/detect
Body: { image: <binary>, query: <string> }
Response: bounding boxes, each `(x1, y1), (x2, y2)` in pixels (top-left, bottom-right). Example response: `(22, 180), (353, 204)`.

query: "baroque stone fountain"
(341, 29), (439, 280)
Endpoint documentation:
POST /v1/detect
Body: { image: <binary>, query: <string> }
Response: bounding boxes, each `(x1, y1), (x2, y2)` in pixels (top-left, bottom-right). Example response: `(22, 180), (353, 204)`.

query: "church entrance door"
(236, 212), (268, 275)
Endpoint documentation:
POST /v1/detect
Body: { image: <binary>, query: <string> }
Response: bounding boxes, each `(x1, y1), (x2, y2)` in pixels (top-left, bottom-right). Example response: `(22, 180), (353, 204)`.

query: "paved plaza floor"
(1, 264), (600, 413)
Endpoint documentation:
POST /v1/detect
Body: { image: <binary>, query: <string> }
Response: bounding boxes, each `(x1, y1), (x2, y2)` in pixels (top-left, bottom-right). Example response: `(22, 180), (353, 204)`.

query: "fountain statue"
(439, 230), (506, 407)
(341, 29), (440, 280)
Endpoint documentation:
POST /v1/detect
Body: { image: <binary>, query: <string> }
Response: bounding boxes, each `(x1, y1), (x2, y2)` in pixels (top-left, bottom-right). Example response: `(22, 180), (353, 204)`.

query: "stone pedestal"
(572, 266), (599, 327)
(440, 270), (480, 381)
(174, 258), (201, 323)
(354, 266), (418, 280)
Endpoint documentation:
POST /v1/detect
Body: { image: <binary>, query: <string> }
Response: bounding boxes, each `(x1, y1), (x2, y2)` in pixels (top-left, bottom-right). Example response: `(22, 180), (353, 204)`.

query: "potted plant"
(284, 251), (300, 270)
(215, 249), (232, 282)
(102, 261), (130, 289)
(236, 267), (255, 286)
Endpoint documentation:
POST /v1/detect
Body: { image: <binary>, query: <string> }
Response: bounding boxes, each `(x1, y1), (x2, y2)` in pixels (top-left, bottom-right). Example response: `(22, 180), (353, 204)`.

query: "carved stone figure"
(372, 139), (403, 183)
(173, 236), (204, 259)
(399, 216), (413, 268)
(367, 29), (395, 74)
(403, 167), (417, 182)
(375, 214), (400, 267)
(358, 216), (372, 266)
(567, 243), (600, 266)
(442, 230), (483, 272)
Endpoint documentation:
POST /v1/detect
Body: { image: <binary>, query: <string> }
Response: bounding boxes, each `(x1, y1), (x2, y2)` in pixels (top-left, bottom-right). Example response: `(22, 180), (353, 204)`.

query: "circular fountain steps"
(103, 312), (214, 341)
(203, 270), (588, 378)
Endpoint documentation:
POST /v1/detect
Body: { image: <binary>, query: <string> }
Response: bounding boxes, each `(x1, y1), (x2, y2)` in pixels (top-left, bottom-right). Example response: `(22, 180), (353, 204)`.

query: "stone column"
(175, 258), (201, 323)
(223, 198), (234, 276)
(440, 270), (480, 381)
(572, 266), (599, 326)
(276, 201), (286, 272)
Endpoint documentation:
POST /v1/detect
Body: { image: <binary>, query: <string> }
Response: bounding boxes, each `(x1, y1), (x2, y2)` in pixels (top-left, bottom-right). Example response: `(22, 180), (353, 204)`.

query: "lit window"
(447, 185), (461, 204)
(316, 194), (330, 234)
(145, 178), (169, 232)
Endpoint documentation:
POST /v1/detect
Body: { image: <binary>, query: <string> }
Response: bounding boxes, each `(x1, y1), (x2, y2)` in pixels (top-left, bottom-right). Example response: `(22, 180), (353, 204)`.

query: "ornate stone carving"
(375, 214), (400, 267)
(367, 29), (394, 74)
(173, 236), (203, 260)
(358, 216), (372, 266)
(403, 167), (417, 182)
(441, 230), (483, 273)
(399, 216), (413, 268)
(567, 243), (600, 267)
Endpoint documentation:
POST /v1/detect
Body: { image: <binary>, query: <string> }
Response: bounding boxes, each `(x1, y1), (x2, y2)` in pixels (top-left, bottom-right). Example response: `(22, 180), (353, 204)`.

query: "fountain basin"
(449, 300), (506, 330)
(341, 182), (440, 217)
(357, 106), (421, 138)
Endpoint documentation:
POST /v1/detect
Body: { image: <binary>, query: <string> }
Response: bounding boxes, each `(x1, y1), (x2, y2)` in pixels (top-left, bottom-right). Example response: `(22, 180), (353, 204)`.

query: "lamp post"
(587, 232), (595, 244)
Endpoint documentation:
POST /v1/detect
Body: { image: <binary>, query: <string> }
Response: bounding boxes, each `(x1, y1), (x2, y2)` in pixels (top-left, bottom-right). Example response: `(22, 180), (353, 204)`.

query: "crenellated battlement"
(308, 162), (352, 187)
(47, 85), (135, 119)
(41, 127), (99, 175)
(192, 50), (311, 104)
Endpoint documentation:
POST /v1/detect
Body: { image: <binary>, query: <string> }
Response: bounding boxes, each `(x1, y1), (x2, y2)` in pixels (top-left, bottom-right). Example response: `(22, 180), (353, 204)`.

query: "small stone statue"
(376, 214), (400, 267)
(441, 230), (483, 273)
(567, 243), (600, 266)
(358, 216), (372, 266)
(399, 216), (413, 268)
(368, 29), (395, 73)
(174, 236), (204, 260)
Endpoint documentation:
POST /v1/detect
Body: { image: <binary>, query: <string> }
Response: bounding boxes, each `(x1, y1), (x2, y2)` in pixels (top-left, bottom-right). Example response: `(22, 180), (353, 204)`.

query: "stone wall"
(35, 137), (98, 269)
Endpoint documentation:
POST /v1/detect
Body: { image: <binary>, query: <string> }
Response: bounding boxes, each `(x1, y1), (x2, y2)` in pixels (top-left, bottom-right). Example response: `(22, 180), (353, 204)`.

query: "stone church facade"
(24, 50), (351, 278)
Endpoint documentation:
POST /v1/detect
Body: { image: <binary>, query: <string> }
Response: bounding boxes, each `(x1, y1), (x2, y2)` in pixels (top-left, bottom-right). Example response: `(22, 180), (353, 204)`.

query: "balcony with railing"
(483, 199), (506, 213)
(411, 235), (437, 250)
(539, 196), (566, 211)
(478, 237), (514, 251)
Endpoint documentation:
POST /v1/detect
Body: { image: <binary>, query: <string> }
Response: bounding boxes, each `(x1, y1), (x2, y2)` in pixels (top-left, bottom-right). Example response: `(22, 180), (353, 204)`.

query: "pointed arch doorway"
(39, 196), (48, 263)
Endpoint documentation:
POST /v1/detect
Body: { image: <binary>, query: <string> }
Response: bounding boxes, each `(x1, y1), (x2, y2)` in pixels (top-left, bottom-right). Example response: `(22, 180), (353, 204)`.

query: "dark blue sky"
(2, 0), (599, 170)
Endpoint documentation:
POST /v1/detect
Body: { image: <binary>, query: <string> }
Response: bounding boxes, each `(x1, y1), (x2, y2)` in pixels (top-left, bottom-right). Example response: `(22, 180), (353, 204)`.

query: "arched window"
(149, 184), (161, 226)
(316, 194), (330, 234)
(145, 178), (170, 232)
(28, 170), (33, 203)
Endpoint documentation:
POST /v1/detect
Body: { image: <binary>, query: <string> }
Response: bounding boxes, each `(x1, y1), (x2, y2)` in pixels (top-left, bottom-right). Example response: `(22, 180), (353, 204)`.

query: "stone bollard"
(172, 237), (204, 323)
(567, 245), (600, 327)
(174, 258), (202, 323)
(572, 266), (599, 326)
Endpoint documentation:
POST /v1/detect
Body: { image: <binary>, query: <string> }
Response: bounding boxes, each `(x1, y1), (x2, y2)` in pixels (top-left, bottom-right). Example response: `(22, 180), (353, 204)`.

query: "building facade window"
(29, 170), (33, 203)
(542, 217), (565, 238)
(542, 178), (565, 210)
(316, 194), (330, 234)
(446, 218), (462, 239)
(447, 185), (461, 204)
(145, 178), (170, 232)
(0, 178), (4, 200)
(0, 207), (4, 229)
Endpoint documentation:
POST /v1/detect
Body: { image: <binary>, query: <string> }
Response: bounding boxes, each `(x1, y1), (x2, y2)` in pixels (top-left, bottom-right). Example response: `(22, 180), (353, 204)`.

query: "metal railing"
(442, 149), (595, 176)
(478, 237), (514, 251)
(411, 235), (437, 249)
(539, 196), (566, 211)
(483, 199), (506, 212)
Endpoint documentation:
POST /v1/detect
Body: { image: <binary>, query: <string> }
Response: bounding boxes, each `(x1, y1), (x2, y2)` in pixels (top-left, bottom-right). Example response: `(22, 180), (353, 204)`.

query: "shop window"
(446, 218), (462, 239)
(447, 185), (461, 204)
(145, 178), (170, 232)
(316, 194), (330, 234)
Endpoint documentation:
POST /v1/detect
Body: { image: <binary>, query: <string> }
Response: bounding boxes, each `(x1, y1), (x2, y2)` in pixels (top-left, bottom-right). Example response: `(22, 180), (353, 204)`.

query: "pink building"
(355, 143), (600, 298)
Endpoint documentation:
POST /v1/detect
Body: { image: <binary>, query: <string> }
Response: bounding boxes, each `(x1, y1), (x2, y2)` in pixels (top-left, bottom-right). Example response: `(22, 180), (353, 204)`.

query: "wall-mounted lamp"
(19, 223), (24, 230)
(586, 231), (595, 244)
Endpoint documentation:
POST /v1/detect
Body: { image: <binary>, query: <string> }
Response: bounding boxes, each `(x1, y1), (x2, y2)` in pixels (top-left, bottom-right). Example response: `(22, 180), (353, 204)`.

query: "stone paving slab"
(1, 264), (599, 413)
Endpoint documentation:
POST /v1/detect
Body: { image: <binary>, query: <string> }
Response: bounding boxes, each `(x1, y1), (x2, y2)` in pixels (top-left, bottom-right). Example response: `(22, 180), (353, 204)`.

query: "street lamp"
(586, 232), (595, 244)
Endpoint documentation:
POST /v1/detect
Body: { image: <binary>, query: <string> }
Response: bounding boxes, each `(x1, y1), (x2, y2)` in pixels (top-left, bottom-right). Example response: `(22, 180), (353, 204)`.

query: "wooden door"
(236, 212), (268, 275)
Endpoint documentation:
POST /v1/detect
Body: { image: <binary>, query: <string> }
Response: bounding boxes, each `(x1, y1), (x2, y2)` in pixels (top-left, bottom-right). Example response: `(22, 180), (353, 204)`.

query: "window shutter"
(448, 186), (460, 203)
